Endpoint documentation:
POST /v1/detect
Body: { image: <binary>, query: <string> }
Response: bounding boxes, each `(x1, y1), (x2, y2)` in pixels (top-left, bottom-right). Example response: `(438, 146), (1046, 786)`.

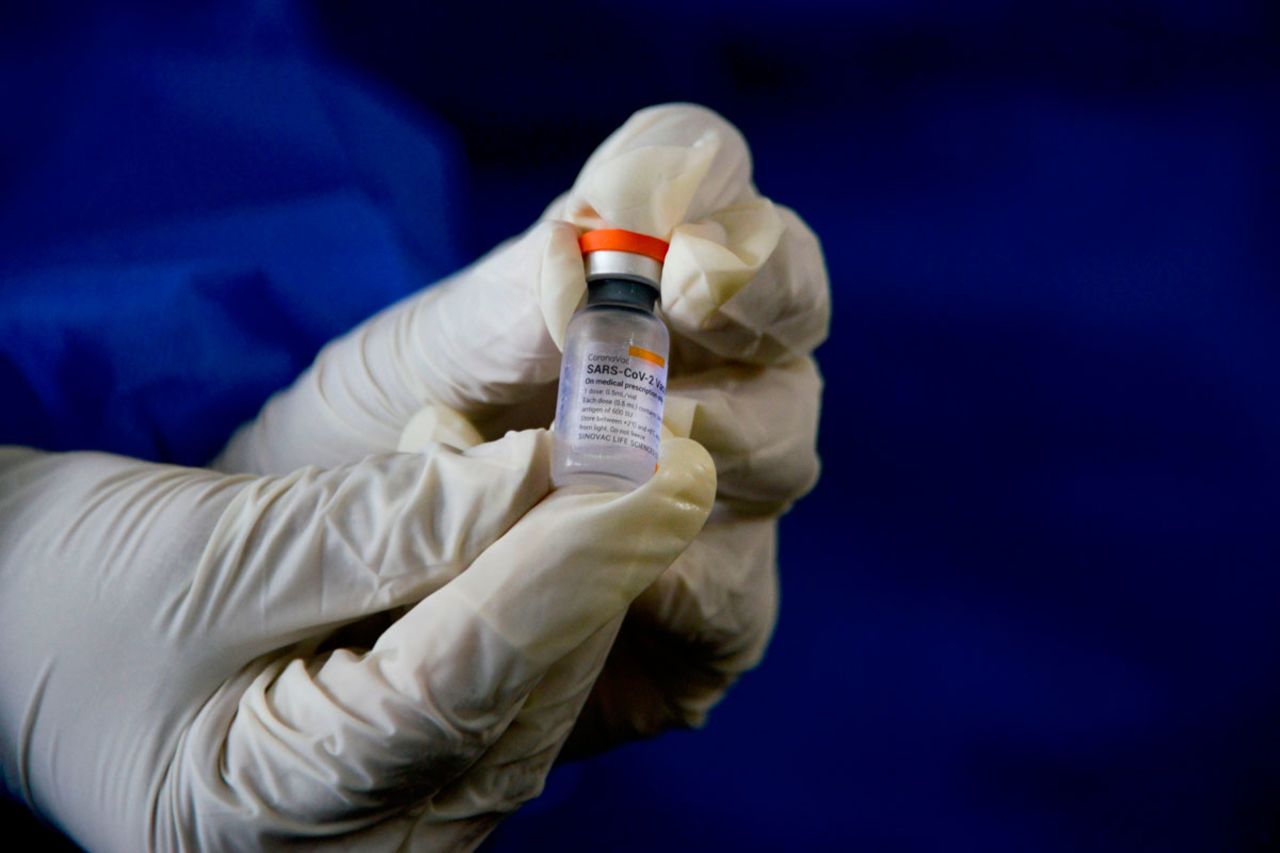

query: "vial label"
(563, 342), (667, 462)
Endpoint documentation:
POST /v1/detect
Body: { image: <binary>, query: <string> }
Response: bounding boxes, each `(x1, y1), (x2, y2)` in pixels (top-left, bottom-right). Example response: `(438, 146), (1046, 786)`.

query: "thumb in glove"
(0, 433), (714, 850)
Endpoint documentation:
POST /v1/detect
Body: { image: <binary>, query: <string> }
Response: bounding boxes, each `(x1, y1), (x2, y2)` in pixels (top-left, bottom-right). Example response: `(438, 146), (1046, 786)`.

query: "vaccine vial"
(552, 229), (670, 490)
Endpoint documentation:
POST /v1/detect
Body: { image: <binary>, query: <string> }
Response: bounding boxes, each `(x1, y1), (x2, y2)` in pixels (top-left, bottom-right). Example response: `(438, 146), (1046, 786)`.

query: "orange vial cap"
(578, 229), (670, 263)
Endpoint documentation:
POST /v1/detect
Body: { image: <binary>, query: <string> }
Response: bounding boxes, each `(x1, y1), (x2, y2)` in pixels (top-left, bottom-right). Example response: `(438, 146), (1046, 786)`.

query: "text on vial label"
(569, 343), (667, 461)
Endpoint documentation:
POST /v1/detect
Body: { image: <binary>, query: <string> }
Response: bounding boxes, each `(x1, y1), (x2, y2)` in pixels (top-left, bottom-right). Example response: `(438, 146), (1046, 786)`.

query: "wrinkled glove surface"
(217, 103), (831, 753)
(0, 433), (714, 851)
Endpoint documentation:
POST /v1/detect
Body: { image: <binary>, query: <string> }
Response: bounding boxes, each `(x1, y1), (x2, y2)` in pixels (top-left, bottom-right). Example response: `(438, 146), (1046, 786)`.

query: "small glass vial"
(552, 229), (670, 490)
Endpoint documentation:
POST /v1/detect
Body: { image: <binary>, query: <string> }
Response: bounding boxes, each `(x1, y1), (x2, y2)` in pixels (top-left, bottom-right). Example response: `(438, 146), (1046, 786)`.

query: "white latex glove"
(0, 434), (715, 851)
(217, 103), (830, 750)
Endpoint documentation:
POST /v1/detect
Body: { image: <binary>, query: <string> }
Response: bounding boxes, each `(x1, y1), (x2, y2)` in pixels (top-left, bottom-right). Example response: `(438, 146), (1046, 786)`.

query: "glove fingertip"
(398, 404), (485, 452)
(539, 221), (588, 351)
(647, 437), (717, 528)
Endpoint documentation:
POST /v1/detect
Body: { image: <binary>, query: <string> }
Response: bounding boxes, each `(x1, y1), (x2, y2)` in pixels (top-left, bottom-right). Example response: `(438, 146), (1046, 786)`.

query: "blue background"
(2, 1), (1278, 850)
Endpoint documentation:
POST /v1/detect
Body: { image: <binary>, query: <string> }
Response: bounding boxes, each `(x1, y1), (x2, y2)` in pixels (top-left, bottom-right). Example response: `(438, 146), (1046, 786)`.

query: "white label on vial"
(569, 342), (667, 462)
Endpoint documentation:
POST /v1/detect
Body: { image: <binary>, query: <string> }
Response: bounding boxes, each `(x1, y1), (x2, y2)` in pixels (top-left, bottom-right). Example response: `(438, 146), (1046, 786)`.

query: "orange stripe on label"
(629, 346), (666, 368)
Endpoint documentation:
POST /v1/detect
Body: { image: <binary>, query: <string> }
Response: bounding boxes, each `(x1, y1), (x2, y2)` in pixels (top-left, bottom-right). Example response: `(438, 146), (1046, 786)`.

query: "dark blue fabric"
(3, 2), (1278, 851)
(0, 2), (462, 465)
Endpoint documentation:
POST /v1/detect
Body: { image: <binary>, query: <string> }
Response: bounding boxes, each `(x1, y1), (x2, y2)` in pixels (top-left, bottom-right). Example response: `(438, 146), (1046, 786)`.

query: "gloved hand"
(0, 433), (715, 851)
(216, 103), (830, 751)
